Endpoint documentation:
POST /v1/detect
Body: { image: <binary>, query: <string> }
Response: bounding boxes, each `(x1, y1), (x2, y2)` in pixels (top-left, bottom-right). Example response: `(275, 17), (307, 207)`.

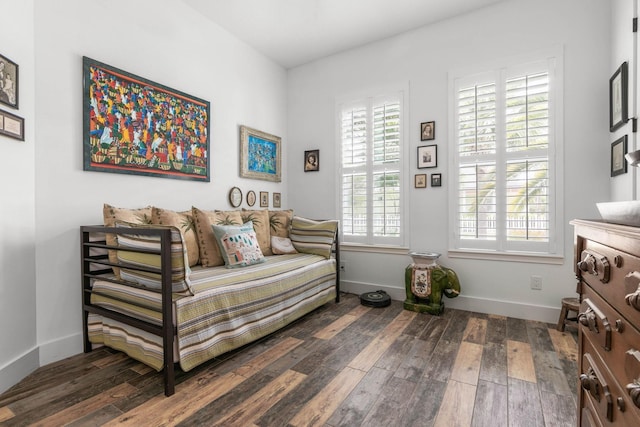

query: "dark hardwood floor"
(0, 293), (578, 426)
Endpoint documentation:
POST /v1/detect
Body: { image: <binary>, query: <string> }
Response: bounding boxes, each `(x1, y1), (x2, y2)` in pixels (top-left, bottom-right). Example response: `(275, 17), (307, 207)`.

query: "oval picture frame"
(229, 186), (242, 208)
(246, 190), (256, 207)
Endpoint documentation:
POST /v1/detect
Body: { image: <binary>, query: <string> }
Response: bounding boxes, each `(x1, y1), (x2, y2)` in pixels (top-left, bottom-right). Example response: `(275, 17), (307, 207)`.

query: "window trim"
(447, 47), (564, 261)
(336, 83), (410, 248)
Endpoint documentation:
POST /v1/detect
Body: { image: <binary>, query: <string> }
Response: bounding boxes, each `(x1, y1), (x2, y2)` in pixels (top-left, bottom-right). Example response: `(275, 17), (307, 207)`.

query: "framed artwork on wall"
(246, 190), (256, 207)
(260, 191), (269, 207)
(304, 149), (319, 172)
(240, 125), (281, 182)
(0, 54), (20, 109)
(417, 145), (437, 168)
(415, 174), (427, 188)
(611, 135), (627, 177)
(273, 192), (281, 208)
(431, 173), (442, 187)
(228, 186), (242, 207)
(0, 53), (18, 109)
(610, 62), (628, 132)
(0, 108), (24, 141)
(82, 57), (211, 181)
(420, 121), (435, 141)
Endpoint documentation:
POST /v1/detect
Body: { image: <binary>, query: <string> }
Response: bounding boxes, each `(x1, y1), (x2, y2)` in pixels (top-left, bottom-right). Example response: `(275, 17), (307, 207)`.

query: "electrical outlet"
(340, 261), (346, 272)
(530, 275), (543, 290)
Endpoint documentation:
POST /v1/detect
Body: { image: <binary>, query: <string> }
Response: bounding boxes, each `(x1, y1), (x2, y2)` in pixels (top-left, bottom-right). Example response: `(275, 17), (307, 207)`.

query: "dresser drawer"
(581, 397), (603, 427)
(579, 239), (640, 327)
(580, 334), (640, 425)
(580, 285), (640, 391)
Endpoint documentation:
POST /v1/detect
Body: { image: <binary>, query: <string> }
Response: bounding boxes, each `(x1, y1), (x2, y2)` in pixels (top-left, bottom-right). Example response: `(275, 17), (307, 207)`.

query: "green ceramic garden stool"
(404, 251), (460, 315)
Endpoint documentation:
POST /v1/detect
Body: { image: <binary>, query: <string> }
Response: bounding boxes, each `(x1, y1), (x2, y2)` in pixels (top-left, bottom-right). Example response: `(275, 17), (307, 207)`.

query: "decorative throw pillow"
(191, 209), (244, 267)
(271, 236), (298, 255)
(103, 203), (153, 278)
(241, 209), (272, 255)
(269, 209), (294, 238)
(289, 216), (339, 259)
(212, 221), (265, 268)
(114, 221), (193, 295)
(151, 207), (199, 267)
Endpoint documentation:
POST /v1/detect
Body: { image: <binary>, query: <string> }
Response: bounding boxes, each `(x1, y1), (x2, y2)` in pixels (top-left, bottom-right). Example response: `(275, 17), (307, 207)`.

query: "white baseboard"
(1, 333), (84, 394)
(340, 280), (560, 324)
(0, 347), (39, 394)
(38, 332), (83, 366)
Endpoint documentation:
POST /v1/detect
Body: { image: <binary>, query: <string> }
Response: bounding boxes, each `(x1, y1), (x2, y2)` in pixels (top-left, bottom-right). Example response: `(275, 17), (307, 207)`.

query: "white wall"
(30, 0), (287, 370)
(611, 0), (636, 201)
(0, 0), (38, 394)
(287, 0), (612, 322)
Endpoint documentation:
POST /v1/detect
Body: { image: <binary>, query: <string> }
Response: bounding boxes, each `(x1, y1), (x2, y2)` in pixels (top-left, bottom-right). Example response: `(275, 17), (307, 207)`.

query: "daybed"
(81, 205), (340, 396)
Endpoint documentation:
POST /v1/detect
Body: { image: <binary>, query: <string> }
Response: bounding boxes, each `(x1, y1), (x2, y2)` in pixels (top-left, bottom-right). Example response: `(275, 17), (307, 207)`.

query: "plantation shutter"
(340, 94), (403, 245)
(453, 60), (555, 254)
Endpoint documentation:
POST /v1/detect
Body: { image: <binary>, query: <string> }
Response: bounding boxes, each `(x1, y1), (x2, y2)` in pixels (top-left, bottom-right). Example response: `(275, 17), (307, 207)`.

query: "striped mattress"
(88, 253), (336, 371)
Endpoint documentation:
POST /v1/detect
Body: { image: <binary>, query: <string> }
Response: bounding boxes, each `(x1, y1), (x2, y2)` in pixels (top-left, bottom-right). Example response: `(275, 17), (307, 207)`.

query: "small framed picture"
(611, 135), (627, 177)
(0, 53), (19, 109)
(273, 192), (281, 208)
(417, 145), (437, 168)
(260, 191), (269, 207)
(304, 149), (319, 172)
(420, 121), (435, 141)
(246, 190), (256, 207)
(610, 62), (628, 132)
(0, 108), (24, 141)
(415, 174), (427, 188)
(431, 173), (442, 187)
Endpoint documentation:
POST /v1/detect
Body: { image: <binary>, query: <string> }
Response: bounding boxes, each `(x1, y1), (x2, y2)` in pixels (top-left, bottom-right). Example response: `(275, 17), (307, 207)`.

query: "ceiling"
(182, 0), (509, 69)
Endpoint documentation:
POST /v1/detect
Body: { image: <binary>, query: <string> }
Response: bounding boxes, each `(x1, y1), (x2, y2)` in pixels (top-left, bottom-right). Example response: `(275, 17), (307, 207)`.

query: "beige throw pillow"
(241, 209), (272, 256)
(269, 209), (293, 238)
(151, 207), (199, 267)
(192, 208), (243, 267)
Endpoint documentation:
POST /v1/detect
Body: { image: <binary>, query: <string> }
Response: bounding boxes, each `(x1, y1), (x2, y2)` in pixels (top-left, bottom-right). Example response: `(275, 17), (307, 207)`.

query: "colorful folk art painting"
(82, 56), (211, 181)
(248, 135), (277, 175)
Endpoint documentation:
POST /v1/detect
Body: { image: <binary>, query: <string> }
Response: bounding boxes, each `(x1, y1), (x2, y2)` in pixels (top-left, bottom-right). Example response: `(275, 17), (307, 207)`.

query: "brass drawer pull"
(625, 271), (640, 312)
(627, 381), (640, 409)
(578, 250), (610, 283)
(582, 353), (614, 421)
(578, 299), (612, 351)
(581, 367), (601, 401)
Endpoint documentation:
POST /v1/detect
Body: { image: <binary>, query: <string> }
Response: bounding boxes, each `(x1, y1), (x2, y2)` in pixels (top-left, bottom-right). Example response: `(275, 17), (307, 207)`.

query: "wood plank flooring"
(0, 293), (579, 426)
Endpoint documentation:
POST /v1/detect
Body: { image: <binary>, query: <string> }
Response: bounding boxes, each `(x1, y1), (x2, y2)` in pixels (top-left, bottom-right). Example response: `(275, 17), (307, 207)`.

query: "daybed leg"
(160, 228), (176, 397)
(164, 363), (175, 396)
(335, 228), (341, 303)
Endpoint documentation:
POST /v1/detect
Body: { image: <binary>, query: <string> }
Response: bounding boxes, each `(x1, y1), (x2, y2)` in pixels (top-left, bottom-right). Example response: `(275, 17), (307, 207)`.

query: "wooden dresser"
(571, 219), (640, 426)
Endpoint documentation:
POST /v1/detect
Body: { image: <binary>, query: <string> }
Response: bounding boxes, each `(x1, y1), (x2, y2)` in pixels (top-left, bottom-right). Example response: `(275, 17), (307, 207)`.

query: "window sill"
(340, 243), (410, 255)
(447, 249), (564, 265)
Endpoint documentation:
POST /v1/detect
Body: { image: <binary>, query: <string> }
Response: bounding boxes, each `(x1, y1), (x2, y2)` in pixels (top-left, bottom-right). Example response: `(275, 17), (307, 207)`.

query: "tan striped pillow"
(289, 217), (338, 259)
(103, 204), (152, 278)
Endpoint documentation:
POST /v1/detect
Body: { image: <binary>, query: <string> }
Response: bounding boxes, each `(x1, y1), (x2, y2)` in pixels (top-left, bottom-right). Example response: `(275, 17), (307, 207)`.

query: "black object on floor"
(359, 290), (391, 308)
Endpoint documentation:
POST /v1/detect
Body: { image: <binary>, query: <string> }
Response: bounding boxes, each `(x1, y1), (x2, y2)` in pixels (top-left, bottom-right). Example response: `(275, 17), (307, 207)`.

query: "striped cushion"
(289, 217), (338, 259)
(103, 204), (152, 278)
(115, 222), (193, 295)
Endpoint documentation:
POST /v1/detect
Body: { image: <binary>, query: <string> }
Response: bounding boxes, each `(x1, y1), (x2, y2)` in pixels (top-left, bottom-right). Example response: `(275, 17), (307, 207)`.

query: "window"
(339, 92), (405, 246)
(451, 54), (562, 257)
